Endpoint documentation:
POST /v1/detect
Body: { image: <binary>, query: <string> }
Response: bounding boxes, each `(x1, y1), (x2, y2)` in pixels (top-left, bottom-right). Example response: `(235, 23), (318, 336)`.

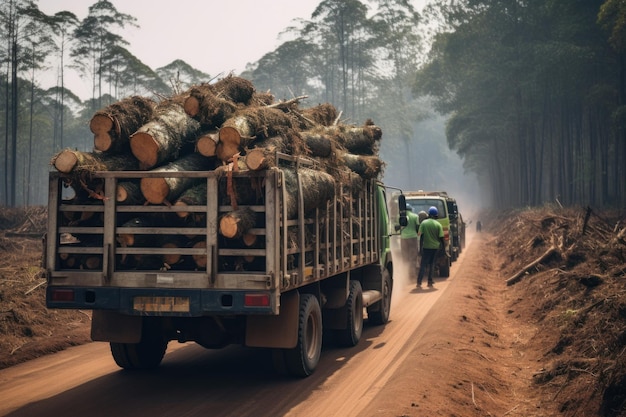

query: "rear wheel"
(334, 280), (363, 347)
(284, 294), (323, 377)
(110, 337), (167, 370)
(368, 268), (392, 325)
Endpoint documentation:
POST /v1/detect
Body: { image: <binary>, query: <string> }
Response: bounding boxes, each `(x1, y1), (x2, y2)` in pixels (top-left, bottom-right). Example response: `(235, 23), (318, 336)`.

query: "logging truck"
(45, 154), (404, 377)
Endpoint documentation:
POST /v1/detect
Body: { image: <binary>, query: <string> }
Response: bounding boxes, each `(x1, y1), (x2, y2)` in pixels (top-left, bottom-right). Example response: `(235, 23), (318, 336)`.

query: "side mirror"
(398, 194), (408, 227)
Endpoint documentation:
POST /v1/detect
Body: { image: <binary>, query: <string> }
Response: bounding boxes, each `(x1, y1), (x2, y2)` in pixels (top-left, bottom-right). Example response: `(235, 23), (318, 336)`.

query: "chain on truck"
(45, 153), (405, 377)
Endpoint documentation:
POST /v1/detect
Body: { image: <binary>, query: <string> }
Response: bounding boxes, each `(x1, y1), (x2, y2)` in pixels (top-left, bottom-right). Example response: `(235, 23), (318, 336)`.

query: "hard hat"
(428, 206), (438, 217)
(418, 210), (428, 222)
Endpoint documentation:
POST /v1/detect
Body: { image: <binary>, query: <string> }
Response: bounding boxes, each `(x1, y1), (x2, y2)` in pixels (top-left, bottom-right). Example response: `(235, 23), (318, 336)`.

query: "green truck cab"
(403, 190), (452, 277)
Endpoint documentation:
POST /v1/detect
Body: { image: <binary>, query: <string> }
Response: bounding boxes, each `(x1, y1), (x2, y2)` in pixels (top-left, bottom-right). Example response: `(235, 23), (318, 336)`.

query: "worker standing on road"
(417, 206), (444, 288)
(400, 205), (420, 284)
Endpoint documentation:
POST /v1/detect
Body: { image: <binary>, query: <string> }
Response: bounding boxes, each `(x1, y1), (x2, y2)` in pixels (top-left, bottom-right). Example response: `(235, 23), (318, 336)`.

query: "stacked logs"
(50, 75), (383, 271)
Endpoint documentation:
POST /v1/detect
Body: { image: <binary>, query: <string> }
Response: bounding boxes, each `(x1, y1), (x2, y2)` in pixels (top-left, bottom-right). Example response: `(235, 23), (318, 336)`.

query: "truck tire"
(284, 294), (323, 377)
(334, 280), (363, 347)
(110, 337), (168, 370)
(439, 257), (450, 278)
(367, 268), (392, 325)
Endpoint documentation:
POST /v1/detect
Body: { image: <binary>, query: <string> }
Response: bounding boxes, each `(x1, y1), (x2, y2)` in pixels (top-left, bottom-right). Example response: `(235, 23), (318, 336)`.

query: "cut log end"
(130, 132), (160, 169)
(243, 232), (257, 247)
(162, 242), (182, 265)
(94, 133), (114, 152)
(220, 216), (240, 239)
(245, 148), (268, 171)
(53, 150), (78, 173)
(196, 133), (219, 157)
(218, 126), (242, 146)
(183, 96), (201, 118)
(116, 234), (135, 247)
(192, 240), (207, 268)
(140, 177), (170, 204)
(89, 113), (114, 134)
(116, 185), (129, 203)
(174, 201), (189, 218)
(216, 141), (241, 162)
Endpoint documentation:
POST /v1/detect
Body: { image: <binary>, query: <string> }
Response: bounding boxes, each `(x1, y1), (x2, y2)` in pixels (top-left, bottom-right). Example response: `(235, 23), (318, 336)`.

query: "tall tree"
(71, 0), (137, 112)
(50, 10), (79, 151)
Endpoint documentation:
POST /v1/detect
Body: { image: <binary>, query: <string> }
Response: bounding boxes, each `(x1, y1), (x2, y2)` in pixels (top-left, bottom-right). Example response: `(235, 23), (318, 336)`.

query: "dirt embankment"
(0, 205), (625, 416)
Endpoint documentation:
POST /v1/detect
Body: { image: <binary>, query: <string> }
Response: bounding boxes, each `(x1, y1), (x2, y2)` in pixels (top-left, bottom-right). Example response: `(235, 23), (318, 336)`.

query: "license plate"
(133, 296), (190, 312)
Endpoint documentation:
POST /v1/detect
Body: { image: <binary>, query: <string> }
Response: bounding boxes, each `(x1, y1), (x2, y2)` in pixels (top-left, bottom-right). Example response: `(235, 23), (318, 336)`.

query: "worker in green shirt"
(400, 206), (420, 283)
(417, 206), (444, 288)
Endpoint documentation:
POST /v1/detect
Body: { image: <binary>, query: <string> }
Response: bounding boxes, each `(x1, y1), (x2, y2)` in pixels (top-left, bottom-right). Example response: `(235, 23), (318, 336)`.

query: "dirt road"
(0, 231), (529, 417)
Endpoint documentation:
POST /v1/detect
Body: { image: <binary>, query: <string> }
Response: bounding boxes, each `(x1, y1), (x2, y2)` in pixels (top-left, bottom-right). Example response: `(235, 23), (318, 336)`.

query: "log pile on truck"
(50, 75), (383, 272)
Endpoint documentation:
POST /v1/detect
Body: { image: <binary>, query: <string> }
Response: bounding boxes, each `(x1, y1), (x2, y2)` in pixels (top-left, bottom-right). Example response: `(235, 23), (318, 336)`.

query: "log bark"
(299, 102), (338, 128)
(217, 107), (298, 162)
(506, 246), (557, 286)
(321, 121), (382, 155)
(282, 166), (336, 219)
(173, 182), (207, 218)
(340, 152), (383, 179)
(184, 88), (238, 128)
(243, 136), (291, 170)
(116, 180), (145, 205)
(90, 96), (156, 153)
(130, 100), (201, 170)
(219, 207), (256, 239)
(300, 131), (334, 158)
(212, 75), (256, 104)
(51, 149), (139, 174)
(140, 153), (214, 205)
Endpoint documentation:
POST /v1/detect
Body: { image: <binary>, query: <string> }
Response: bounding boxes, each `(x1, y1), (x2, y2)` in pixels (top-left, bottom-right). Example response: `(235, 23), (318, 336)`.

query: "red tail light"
(244, 293), (270, 307)
(51, 289), (75, 302)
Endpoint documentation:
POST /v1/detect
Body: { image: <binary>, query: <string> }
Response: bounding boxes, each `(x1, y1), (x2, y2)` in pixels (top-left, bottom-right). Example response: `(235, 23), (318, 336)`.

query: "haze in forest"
(3, 0), (621, 215)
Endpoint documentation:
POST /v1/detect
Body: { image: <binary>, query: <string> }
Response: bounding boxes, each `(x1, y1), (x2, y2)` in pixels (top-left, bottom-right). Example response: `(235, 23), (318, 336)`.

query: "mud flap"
(91, 310), (142, 343)
(246, 290), (299, 348)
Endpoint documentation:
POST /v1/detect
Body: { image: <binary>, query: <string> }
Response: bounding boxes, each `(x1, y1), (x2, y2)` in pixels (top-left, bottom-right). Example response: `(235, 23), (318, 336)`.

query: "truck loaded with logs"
(45, 76), (406, 377)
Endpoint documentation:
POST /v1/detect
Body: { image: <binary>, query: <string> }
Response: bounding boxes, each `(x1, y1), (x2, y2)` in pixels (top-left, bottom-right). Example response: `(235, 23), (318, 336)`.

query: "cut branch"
(506, 245), (557, 286)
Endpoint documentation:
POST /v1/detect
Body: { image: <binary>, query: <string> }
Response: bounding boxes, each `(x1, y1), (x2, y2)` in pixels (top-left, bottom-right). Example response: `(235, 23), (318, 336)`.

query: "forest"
(0, 0), (624, 209)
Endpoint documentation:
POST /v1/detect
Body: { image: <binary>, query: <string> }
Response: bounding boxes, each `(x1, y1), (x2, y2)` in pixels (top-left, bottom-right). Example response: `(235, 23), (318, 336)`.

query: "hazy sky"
(37, 0), (322, 97)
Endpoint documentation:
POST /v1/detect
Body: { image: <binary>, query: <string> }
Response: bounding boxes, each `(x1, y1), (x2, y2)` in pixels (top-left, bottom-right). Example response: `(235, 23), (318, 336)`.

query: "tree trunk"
(140, 153), (214, 204)
(282, 167), (335, 219)
(195, 130), (220, 157)
(90, 96), (155, 153)
(183, 87), (238, 129)
(217, 107), (298, 162)
(130, 100), (201, 170)
(340, 152), (383, 179)
(219, 207), (256, 239)
(174, 182), (207, 218)
(51, 149), (139, 174)
(321, 121), (382, 155)
(300, 130), (335, 158)
(116, 180), (145, 205)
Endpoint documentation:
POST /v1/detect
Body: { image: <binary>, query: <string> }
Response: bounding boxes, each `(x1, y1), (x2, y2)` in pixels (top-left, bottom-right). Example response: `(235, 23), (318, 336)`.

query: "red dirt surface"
(0, 206), (625, 416)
